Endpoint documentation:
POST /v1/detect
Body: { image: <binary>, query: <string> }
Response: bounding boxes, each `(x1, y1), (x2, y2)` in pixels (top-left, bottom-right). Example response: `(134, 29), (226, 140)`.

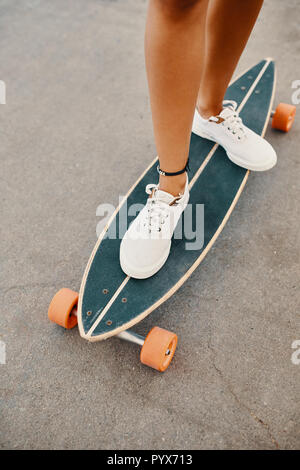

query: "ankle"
(196, 101), (223, 120)
(159, 173), (187, 197)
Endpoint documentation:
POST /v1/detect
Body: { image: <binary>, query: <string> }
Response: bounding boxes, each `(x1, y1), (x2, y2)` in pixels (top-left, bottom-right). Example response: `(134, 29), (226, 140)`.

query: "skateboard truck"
(117, 330), (145, 346)
(118, 330), (169, 355)
(48, 288), (177, 372)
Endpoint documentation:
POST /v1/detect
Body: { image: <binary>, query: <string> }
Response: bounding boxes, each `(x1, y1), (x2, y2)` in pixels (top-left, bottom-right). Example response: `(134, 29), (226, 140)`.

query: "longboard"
(48, 58), (296, 371)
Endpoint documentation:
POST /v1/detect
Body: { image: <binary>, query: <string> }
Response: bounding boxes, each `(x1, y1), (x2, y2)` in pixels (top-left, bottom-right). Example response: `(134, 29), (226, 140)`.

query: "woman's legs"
(121, 0), (270, 278)
(145, 0), (209, 196)
(145, 0), (264, 195)
(197, 0), (264, 118)
(192, 0), (276, 173)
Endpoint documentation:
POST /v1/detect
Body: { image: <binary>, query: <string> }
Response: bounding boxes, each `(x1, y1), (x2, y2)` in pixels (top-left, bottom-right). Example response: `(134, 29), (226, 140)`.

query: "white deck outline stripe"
(80, 58), (274, 340)
(77, 157), (158, 338)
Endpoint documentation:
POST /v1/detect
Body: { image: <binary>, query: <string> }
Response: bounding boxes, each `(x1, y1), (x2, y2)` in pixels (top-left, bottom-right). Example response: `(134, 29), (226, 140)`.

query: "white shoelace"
(210, 100), (246, 141)
(143, 184), (179, 233)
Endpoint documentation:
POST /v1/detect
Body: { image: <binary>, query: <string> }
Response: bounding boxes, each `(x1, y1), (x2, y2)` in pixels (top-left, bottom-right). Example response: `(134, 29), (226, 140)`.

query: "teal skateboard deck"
(77, 58), (276, 342)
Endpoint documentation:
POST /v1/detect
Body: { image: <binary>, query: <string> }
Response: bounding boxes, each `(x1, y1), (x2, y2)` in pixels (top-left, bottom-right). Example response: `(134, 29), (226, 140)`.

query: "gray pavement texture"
(0, 0), (299, 450)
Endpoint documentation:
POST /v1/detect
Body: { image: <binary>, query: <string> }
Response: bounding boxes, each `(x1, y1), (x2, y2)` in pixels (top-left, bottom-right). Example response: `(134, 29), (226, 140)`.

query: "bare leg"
(197, 0), (264, 119)
(145, 0), (209, 196)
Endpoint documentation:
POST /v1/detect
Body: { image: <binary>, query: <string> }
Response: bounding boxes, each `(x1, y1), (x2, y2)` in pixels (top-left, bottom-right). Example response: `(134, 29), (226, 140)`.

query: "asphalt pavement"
(0, 0), (299, 449)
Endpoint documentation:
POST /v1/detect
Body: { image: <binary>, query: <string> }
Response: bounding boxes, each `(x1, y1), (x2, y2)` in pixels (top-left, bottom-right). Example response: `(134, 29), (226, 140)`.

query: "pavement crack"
(207, 338), (280, 449)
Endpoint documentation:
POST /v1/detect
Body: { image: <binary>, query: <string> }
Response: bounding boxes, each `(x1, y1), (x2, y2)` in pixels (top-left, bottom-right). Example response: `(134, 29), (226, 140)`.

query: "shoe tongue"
(219, 106), (235, 120)
(154, 189), (175, 204)
(155, 189), (174, 204)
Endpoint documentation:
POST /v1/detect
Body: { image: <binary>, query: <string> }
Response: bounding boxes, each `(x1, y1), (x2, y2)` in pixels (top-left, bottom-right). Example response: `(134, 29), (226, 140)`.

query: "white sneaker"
(120, 177), (189, 279)
(192, 100), (277, 171)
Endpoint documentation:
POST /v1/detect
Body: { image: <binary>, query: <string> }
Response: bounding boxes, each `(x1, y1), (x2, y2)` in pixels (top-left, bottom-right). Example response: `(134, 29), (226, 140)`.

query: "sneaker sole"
(120, 245), (171, 279)
(192, 128), (277, 172)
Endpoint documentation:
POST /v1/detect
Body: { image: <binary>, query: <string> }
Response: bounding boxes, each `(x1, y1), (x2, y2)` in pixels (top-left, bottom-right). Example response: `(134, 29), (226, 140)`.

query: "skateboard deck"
(77, 58), (276, 342)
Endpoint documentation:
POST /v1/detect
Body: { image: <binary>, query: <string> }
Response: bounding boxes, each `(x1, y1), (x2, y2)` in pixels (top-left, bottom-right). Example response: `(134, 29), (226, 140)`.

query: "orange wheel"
(272, 103), (296, 132)
(140, 326), (177, 372)
(48, 288), (78, 329)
